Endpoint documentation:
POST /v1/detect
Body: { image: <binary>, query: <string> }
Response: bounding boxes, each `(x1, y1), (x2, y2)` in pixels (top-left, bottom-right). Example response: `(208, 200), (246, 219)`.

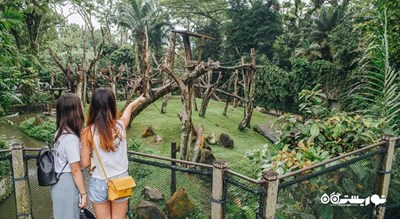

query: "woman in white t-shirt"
(52, 93), (87, 219)
(81, 88), (145, 219)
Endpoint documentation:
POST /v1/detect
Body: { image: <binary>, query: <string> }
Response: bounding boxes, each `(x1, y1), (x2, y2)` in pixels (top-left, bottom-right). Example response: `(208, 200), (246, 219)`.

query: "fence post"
(262, 169), (279, 219)
(374, 136), (396, 219)
(170, 142), (177, 196)
(211, 160), (227, 219)
(11, 142), (32, 219)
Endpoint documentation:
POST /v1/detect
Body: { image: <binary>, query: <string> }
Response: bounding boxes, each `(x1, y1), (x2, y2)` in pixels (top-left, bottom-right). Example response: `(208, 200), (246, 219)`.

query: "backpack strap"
(51, 132), (71, 176)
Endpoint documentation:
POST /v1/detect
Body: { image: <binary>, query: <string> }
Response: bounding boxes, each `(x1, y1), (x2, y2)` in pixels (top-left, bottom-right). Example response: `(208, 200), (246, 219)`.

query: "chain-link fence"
(225, 172), (264, 218)
(276, 144), (399, 219)
(24, 151), (94, 219)
(0, 150), (15, 219)
(127, 154), (212, 218)
(385, 143), (400, 218)
(1, 140), (399, 219)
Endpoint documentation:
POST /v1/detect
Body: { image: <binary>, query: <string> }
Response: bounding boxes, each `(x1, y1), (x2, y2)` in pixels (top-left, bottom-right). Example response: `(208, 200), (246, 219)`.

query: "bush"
(19, 116), (56, 142)
(247, 86), (387, 175)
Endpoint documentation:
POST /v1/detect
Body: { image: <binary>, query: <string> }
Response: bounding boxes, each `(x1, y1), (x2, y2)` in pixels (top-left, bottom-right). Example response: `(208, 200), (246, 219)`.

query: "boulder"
(142, 126), (155, 138)
(134, 200), (165, 219)
(141, 186), (164, 202)
(206, 133), (217, 145)
(199, 149), (216, 165)
(219, 133), (234, 149)
(165, 188), (194, 219)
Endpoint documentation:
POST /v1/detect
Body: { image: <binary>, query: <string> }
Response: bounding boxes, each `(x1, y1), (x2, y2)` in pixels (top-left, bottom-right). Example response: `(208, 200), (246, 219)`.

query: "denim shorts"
(89, 171), (129, 203)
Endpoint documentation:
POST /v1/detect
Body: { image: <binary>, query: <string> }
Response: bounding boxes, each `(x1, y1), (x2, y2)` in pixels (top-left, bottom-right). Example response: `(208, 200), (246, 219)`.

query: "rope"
(279, 148), (385, 190)
(225, 176), (262, 195)
(128, 156), (212, 176)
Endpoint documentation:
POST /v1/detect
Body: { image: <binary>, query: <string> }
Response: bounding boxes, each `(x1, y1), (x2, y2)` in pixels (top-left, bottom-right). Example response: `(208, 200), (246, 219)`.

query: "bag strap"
(91, 127), (109, 181)
(49, 138), (69, 176)
(57, 162), (68, 178)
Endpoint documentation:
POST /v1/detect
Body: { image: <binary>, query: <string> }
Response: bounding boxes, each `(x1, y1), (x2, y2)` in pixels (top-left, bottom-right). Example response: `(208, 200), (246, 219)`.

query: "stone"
(141, 186), (164, 201)
(199, 149), (216, 165)
(134, 200), (165, 219)
(165, 188), (194, 219)
(154, 135), (163, 143)
(142, 126), (155, 138)
(219, 133), (234, 149)
(206, 133), (217, 145)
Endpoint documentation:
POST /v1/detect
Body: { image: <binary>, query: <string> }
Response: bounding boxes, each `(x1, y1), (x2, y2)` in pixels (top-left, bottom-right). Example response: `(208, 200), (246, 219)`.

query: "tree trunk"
(238, 49), (256, 130)
(233, 70), (239, 107)
(141, 26), (150, 97)
(191, 124), (204, 162)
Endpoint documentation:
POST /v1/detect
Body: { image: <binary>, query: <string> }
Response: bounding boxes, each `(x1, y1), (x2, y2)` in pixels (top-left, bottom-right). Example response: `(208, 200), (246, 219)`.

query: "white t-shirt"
(54, 132), (81, 173)
(91, 120), (128, 179)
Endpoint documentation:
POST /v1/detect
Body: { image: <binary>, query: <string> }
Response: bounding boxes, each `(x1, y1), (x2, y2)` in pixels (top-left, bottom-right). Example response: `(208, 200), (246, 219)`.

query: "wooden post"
(11, 143), (32, 219)
(262, 169), (279, 219)
(170, 142), (177, 196)
(211, 160), (227, 219)
(374, 136), (396, 219)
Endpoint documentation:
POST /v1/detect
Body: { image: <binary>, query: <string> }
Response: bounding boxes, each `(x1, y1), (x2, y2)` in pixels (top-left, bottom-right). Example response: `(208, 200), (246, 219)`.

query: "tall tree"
(225, 0), (282, 60)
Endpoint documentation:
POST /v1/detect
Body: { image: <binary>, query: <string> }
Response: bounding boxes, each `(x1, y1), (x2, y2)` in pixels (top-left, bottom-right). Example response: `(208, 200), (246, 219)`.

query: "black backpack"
(37, 144), (68, 186)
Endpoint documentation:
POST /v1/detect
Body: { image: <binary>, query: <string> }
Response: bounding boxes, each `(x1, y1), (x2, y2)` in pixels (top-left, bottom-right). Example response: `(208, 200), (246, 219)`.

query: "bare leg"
(111, 200), (128, 219)
(93, 201), (111, 219)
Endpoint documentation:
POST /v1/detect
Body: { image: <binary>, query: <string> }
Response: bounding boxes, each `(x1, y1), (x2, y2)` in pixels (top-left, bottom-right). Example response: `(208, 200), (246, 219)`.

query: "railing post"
(170, 142), (177, 196)
(11, 142), (32, 219)
(211, 160), (227, 219)
(374, 136), (396, 219)
(262, 169), (279, 219)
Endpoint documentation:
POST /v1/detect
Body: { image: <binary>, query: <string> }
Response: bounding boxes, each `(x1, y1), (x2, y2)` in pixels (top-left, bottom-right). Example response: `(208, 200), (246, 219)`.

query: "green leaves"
(352, 1), (400, 134)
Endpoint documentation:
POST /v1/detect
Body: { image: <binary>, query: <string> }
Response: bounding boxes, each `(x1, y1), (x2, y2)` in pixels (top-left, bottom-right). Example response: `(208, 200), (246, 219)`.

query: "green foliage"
(255, 59), (338, 114)
(110, 45), (135, 67)
(248, 86), (386, 175)
(19, 117), (56, 142)
(352, 0), (400, 134)
(225, 0), (282, 59)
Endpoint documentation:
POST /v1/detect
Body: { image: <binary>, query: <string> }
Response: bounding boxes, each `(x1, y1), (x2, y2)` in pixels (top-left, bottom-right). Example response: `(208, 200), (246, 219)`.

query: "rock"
(134, 200), (165, 219)
(206, 133), (217, 145)
(165, 188), (194, 219)
(219, 133), (234, 149)
(154, 135), (163, 143)
(255, 106), (267, 113)
(199, 149), (216, 165)
(142, 126), (155, 138)
(141, 186), (164, 202)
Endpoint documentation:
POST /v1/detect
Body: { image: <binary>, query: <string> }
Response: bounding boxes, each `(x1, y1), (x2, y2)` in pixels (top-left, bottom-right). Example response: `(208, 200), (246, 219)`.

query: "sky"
(60, 3), (101, 29)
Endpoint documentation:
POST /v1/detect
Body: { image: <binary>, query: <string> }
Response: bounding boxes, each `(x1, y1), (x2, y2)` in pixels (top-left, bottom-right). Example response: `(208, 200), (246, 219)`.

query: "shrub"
(19, 116), (56, 142)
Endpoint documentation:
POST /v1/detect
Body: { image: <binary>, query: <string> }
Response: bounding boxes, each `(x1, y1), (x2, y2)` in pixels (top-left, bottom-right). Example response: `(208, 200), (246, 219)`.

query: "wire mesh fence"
(276, 147), (386, 219)
(224, 173), (264, 219)
(127, 155), (212, 219)
(24, 151), (94, 219)
(385, 145), (400, 218)
(1, 141), (399, 219)
(0, 151), (15, 219)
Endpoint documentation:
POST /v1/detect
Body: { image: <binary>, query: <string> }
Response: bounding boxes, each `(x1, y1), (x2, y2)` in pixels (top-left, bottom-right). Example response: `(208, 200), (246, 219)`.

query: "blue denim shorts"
(89, 171), (129, 203)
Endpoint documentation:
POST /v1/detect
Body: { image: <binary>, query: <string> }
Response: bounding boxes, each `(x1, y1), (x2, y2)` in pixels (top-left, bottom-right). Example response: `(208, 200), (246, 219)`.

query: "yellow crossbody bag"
(93, 141), (135, 201)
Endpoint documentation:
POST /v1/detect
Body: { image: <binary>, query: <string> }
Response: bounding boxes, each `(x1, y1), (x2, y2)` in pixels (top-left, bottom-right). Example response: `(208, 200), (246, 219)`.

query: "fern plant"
(352, 0), (400, 134)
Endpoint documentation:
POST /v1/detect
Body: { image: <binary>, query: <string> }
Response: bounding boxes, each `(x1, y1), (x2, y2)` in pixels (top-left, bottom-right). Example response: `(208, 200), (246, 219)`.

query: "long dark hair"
(55, 93), (84, 143)
(87, 88), (120, 152)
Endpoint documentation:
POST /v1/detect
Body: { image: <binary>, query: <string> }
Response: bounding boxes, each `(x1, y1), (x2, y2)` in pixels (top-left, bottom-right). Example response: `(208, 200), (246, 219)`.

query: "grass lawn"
(120, 96), (276, 174)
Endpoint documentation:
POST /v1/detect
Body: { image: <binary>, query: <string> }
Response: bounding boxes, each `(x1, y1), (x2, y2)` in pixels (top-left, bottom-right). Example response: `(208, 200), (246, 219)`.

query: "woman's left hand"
(79, 193), (88, 208)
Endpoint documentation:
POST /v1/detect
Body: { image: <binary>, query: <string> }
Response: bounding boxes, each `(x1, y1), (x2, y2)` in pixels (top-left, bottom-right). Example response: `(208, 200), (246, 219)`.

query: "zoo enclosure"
(0, 137), (399, 219)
